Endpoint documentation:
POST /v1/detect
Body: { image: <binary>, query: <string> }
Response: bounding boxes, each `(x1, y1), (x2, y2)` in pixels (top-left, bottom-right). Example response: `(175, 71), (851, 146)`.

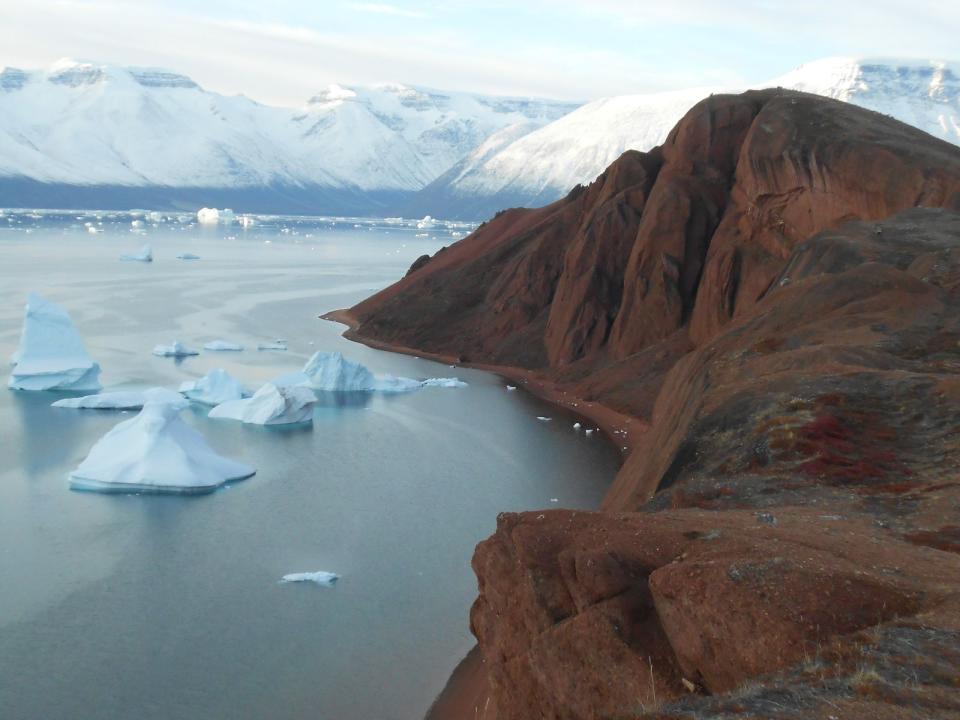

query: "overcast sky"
(1, 0), (957, 107)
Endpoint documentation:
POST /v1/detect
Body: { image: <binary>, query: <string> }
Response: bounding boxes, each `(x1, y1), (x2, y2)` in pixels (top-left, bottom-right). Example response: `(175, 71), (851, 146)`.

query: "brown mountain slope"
(340, 90), (960, 719)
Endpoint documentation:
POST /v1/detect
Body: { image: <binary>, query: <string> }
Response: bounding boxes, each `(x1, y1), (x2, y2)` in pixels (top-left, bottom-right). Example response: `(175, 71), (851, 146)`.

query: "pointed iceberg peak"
(69, 400), (256, 494)
(303, 351), (377, 392)
(8, 293), (101, 391)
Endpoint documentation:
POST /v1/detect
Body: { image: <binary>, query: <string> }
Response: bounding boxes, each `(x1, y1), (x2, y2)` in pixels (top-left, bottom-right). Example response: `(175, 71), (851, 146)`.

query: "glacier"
(68, 400), (256, 494)
(120, 244), (153, 262)
(152, 341), (199, 357)
(208, 383), (316, 425)
(179, 369), (248, 406)
(7, 293), (102, 391)
(53, 387), (186, 410)
(280, 571), (339, 586)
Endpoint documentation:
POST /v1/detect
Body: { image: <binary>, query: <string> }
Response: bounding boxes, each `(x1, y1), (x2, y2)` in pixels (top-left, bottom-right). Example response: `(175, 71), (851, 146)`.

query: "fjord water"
(0, 212), (619, 720)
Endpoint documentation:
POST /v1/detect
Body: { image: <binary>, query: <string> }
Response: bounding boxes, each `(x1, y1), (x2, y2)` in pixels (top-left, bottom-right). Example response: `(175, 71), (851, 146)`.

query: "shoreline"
(323, 308), (646, 720)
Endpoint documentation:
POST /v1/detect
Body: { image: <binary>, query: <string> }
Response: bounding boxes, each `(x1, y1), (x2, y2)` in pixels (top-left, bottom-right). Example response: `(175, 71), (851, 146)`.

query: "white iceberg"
(416, 215), (436, 229)
(506, 385), (517, 391)
(280, 571), (338, 586)
(209, 383), (316, 425)
(176, 253), (200, 260)
(8, 293), (102, 391)
(120, 244), (152, 262)
(53, 387), (186, 410)
(203, 340), (244, 351)
(536, 416), (551, 422)
(297, 351), (467, 394)
(179, 369), (248, 406)
(238, 215), (255, 228)
(257, 341), (288, 351)
(152, 341), (199, 357)
(196, 207), (220, 224)
(68, 401), (256, 494)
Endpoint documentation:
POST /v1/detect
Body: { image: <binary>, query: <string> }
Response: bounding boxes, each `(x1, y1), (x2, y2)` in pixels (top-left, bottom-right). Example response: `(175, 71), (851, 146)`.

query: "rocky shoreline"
(336, 89), (960, 718)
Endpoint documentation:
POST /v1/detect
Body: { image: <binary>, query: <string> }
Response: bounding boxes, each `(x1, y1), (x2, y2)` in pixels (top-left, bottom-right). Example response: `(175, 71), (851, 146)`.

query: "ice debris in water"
(506, 385), (517, 391)
(280, 571), (339, 586)
(208, 383), (316, 425)
(8, 293), (101, 391)
(585, 429), (595, 436)
(203, 340), (244, 351)
(68, 400), (255, 494)
(176, 253), (200, 260)
(573, 422), (582, 430)
(53, 387), (186, 410)
(152, 341), (199, 357)
(179, 369), (248, 406)
(536, 416), (551, 422)
(120, 244), (152, 262)
(257, 341), (288, 351)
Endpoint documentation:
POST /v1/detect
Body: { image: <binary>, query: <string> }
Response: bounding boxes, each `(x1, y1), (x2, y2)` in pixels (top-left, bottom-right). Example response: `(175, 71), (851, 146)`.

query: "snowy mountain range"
(0, 59), (577, 214)
(0, 57), (957, 218)
(414, 57), (960, 219)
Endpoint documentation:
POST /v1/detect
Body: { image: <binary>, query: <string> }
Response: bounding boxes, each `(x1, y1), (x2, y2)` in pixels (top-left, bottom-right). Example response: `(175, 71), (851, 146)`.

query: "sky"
(1, 0), (958, 107)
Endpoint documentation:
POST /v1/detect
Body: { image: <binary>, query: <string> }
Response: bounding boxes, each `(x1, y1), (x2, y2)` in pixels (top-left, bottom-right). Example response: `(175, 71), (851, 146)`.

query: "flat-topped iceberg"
(176, 253), (200, 260)
(152, 341), (199, 357)
(8, 293), (102, 391)
(209, 383), (316, 425)
(203, 340), (243, 351)
(295, 351), (467, 393)
(281, 571), (339, 586)
(120, 244), (152, 262)
(53, 387), (186, 410)
(257, 341), (288, 351)
(69, 401), (256, 494)
(179, 369), (247, 406)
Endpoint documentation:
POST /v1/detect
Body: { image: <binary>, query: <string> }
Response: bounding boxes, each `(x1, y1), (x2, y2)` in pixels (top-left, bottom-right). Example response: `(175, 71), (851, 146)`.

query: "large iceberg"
(68, 401), (256, 494)
(208, 383), (316, 425)
(120, 244), (153, 262)
(179, 369), (248, 406)
(53, 387), (186, 410)
(8, 293), (102, 391)
(152, 341), (199, 357)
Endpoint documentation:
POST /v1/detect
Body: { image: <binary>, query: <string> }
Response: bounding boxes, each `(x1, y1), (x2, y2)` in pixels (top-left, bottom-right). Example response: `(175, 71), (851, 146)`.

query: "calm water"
(0, 210), (619, 720)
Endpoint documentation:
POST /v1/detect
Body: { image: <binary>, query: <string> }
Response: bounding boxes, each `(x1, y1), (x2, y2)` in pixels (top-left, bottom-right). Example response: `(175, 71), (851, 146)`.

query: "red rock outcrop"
(343, 90), (960, 719)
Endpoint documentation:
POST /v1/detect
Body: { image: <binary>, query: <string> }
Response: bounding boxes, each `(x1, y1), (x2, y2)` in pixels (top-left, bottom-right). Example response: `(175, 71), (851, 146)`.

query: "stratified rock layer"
(348, 90), (960, 718)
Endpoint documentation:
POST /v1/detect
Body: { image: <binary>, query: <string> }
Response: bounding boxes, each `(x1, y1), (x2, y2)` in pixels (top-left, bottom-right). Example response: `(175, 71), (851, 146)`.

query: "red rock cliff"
(347, 90), (960, 718)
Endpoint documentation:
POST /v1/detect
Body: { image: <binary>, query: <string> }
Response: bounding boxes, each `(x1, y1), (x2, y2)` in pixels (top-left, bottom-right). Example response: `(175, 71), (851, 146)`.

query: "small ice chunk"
(179, 369), (248, 406)
(420, 377), (468, 388)
(8, 293), (101, 391)
(280, 571), (338, 586)
(536, 416), (551, 422)
(87, 226), (100, 234)
(53, 387), (186, 410)
(238, 215), (255, 228)
(506, 385), (517, 391)
(203, 340), (244, 351)
(152, 341), (199, 357)
(120, 244), (152, 262)
(585, 429), (595, 436)
(573, 422), (581, 430)
(69, 401), (255, 494)
(257, 341), (288, 351)
(209, 383), (316, 425)
(549, 498), (559, 503)
(176, 253), (200, 260)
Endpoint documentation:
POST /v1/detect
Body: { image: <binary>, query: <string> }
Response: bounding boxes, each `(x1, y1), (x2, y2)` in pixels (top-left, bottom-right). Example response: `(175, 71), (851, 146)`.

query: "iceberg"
(257, 341), (288, 351)
(120, 244), (152, 262)
(179, 369), (248, 406)
(421, 377), (468, 388)
(280, 571), (339, 586)
(416, 215), (436, 229)
(209, 383), (316, 425)
(203, 340), (243, 351)
(8, 293), (102, 391)
(53, 387), (186, 410)
(299, 351), (467, 393)
(68, 401), (256, 494)
(176, 253), (200, 260)
(536, 416), (551, 422)
(152, 341), (199, 357)
(196, 207), (220, 224)
(506, 385), (517, 391)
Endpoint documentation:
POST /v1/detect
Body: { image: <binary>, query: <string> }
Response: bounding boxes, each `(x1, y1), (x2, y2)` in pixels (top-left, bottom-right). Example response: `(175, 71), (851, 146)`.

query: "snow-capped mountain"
(0, 59), (577, 213)
(420, 58), (960, 219)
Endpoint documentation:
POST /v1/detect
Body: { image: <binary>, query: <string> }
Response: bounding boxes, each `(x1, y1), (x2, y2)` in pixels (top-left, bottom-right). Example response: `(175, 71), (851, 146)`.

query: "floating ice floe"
(506, 385), (517, 391)
(209, 383), (316, 425)
(8, 293), (102, 391)
(585, 429), (595, 436)
(179, 369), (248, 406)
(203, 340), (244, 351)
(257, 341), (288, 351)
(420, 377), (468, 388)
(176, 253), (200, 260)
(152, 341), (199, 357)
(120, 244), (152, 262)
(53, 387), (186, 410)
(536, 416), (551, 422)
(280, 571), (339, 586)
(68, 401), (255, 494)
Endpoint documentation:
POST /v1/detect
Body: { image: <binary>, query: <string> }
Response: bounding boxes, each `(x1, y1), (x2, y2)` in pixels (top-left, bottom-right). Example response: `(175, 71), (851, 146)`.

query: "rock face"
(347, 90), (960, 718)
